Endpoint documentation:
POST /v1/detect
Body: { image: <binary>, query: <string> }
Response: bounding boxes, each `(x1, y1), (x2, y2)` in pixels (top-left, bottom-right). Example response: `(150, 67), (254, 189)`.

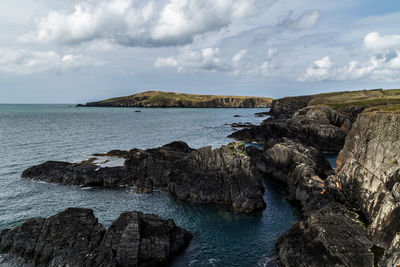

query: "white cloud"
(155, 47), (229, 72)
(299, 56), (332, 81)
(21, 0), (261, 47)
(279, 10), (320, 30)
(232, 49), (247, 67)
(155, 45), (280, 77)
(364, 32), (400, 52)
(299, 32), (400, 82)
(0, 48), (101, 74)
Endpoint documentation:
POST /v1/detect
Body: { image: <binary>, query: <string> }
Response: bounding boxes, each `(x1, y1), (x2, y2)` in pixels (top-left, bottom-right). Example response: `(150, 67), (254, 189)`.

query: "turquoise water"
(0, 105), (298, 266)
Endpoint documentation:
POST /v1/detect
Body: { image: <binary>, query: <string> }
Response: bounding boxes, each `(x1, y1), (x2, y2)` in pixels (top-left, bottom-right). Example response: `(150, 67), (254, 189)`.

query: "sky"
(1, 0), (400, 103)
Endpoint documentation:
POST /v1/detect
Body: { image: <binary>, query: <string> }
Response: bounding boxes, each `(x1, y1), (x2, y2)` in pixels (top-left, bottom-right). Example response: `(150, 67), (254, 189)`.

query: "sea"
(0, 104), (306, 266)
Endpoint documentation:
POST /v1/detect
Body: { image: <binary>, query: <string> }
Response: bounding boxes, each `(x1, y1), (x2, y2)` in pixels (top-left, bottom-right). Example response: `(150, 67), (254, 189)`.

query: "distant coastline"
(76, 91), (273, 108)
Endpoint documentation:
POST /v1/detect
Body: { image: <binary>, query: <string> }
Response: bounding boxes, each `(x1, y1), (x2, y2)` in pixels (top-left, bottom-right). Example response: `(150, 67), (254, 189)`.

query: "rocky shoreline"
(0, 208), (192, 266)
(230, 92), (400, 267)
(6, 88), (400, 266)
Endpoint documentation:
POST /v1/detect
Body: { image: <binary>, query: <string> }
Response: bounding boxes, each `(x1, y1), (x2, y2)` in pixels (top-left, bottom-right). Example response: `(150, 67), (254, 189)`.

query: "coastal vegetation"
(78, 90), (273, 108)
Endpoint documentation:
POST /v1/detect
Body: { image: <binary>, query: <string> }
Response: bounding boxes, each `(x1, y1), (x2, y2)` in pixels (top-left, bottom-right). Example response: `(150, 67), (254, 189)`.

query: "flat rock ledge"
(21, 141), (266, 214)
(0, 208), (192, 267)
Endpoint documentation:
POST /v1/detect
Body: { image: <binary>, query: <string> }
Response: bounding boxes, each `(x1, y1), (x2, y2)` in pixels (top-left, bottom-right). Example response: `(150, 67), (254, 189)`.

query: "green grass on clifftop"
(87, 91), (273, 108)
(309, 89), (400, 110)
(99, 91), (272, 103)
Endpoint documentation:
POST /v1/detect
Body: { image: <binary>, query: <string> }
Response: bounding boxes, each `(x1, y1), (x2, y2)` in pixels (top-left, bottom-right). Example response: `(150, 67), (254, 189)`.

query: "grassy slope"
(307, 89), (400, 113)
(97, 91), (273, 104)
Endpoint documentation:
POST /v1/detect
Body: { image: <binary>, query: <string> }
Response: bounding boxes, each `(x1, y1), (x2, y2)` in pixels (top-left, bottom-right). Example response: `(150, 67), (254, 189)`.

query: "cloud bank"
(21, 0), (261, 47)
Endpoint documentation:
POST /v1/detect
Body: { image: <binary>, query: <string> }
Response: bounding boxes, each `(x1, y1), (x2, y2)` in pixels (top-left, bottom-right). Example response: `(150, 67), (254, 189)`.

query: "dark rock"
(169, 143), (266, 213)
(276, 205), (373, 267)
(230, 122), (255, 128)
(0, 208), (192, 267)
(22, 141), (266, 214)
(269, 95), (313, 117)
(254, 112), (270, 117)
(233, 114), (241, 117)
(134, 110), (141, 112)
(229, 106), (352, 153)
(256, 138), (332, 213)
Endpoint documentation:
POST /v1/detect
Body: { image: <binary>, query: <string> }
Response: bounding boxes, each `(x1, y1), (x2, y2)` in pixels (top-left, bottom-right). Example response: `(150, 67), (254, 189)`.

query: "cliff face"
(336, 111), (400, 250)
(0, 208), (192, 266)
(79, 91), (273, 108)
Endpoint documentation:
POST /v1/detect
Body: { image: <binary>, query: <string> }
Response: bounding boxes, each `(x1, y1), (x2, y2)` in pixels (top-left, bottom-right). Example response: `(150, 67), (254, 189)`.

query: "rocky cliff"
(333, 110), (400, 266)
(78, 91), (273, 108)
(272, 107), (400, 267)
(0, 208), (192, 266)
(22, 142), (266, 214)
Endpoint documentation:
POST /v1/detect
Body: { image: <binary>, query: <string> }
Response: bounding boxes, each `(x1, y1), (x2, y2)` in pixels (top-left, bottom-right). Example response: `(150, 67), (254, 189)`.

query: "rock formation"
(0, 208), (192, 267)
(256, 138), (333, 214)
(269, 107), (400, 267)
(22, 142), (266, 214)
(276, 204), (374, 267)
(230, 106), (352, 152)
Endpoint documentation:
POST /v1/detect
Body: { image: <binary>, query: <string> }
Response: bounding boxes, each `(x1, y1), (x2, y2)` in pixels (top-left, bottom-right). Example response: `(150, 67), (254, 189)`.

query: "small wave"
(81, 187), (93, 190)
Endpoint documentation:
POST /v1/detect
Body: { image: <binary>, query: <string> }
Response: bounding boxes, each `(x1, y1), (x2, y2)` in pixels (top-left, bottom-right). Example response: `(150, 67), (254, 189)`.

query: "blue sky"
(1, 0), (400, 103)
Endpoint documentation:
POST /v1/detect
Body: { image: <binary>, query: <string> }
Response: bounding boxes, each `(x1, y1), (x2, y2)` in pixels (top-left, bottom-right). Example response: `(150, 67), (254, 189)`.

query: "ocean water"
(0, 105), (299, 266)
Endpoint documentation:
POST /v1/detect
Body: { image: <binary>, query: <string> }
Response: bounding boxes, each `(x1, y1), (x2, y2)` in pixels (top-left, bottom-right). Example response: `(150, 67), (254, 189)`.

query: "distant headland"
(76, 91), (273, 108)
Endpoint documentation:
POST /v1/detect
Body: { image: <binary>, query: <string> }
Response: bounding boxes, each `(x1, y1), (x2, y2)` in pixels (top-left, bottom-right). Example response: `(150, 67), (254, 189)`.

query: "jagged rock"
(229, 106), (351, 152)
(379, 233), (400, 267)
(22, 142), (266, 214)
(0, 208), (192, 267)
(336, 111), (400, 249)
(169, 143), (265, 214)
(276, 205), (374, 267)
(256, 138), (332, 213)
(269, 95), (313, 118)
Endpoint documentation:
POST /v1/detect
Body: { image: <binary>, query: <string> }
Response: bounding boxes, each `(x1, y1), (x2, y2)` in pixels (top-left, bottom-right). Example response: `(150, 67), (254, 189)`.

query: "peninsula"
(77, 91), (273, 108)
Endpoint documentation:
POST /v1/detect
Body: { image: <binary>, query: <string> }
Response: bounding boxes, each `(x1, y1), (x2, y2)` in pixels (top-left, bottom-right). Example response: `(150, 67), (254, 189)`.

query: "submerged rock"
(0, 208), (192, 267)
(22, 141), (266, 214)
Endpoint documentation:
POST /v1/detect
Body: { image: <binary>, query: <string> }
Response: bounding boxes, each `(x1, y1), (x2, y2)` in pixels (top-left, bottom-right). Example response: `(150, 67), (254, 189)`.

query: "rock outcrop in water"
(0, 208), (192, 266)
(22, 142), (266, 214)
(256, 138), (333, 214)
(230, 106), (352, 152)
(77, 91), (273, 108)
